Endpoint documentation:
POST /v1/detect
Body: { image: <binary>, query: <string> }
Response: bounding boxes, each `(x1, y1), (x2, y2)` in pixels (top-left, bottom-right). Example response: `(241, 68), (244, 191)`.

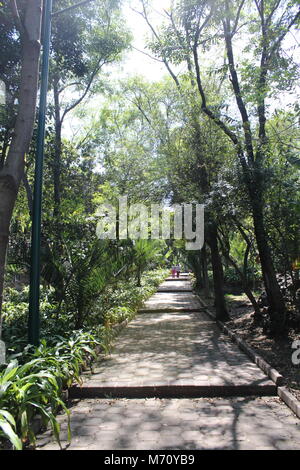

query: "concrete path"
(69, 277), (275, 397)
(36, 276), (300, 450)
(37, 397), (300, 450)
(157, 279), (193, 292)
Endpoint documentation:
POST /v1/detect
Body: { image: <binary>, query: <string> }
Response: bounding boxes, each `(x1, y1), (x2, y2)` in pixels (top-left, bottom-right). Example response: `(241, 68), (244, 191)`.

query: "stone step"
(69, 383), (277, 399)
(157, 289), (193, 293)
(157, 280), (193, 293)
(138, 307), (205, 313)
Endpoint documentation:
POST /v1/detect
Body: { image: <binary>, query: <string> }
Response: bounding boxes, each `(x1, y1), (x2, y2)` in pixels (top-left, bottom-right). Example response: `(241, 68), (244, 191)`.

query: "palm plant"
(132, 240), (165, 286)
(64, 239), (131, 329)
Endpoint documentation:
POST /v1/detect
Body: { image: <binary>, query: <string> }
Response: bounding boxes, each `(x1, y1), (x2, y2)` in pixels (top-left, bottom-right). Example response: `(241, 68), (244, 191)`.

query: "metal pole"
(28, 0), (53, 346)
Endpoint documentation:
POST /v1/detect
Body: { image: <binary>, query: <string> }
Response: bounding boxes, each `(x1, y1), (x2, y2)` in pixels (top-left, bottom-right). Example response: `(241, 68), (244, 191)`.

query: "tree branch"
(58, 81), (82, 95)
(232, 0), (246, 35)
(9, 0), (25, 35)
(131, 46), (164, 63)
(192, 41), (239, 146)
(268, 9), (300, 60)
(222, 1), (255, 164)
(265, 0), (282, 26)
(61, 56), (114, 124)
(137, 0), (181, 90)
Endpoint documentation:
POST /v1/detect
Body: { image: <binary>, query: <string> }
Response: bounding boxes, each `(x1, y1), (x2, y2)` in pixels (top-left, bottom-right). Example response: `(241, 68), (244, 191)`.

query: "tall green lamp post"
(28, 0), (53, 346)
(28, 0), (96, 346)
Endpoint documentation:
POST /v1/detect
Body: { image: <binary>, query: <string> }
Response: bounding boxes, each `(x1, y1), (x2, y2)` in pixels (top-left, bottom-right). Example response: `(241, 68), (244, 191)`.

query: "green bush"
(223, 265), (262, 285)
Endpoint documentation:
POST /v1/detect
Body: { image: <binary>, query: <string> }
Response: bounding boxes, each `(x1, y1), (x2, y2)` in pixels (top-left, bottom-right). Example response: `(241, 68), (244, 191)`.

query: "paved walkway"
(37, 276), (300, 450)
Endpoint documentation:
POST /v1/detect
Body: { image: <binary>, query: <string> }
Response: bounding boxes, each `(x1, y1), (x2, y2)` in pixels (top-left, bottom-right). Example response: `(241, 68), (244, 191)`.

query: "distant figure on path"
(171, 265), (176, 278)
(175, 264), (181, 278)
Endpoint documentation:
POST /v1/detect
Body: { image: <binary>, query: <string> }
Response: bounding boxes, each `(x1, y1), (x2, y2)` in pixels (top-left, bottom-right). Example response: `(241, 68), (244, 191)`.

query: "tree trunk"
(22, 172), (33, 216)
(222, 9), (286, 334)
(195, 257), (203, 290)
(191, 252), (203, 290)
(207, 224), (229, 321)
(250, 192), (286, 331)
(218, 233), (260, 316)
(0, 128), (11, 171)
(0, 0), (43, 329)
(201, 244), (210, 298)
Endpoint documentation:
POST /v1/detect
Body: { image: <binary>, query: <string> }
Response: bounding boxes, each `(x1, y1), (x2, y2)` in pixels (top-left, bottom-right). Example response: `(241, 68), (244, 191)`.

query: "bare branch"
(265, 0), (282, 26)
(193, 5), (214, 48)
(58, 81), (82, 94)
(137, 0), (181, 89)
(232, 0), (246, 36)
(268, 9), (300, 59)
(192, 43), (239, 145)
(125, 96), (152, 125)
(61, 56), (113, 123)
(254, 0), (263, 20)
(222, 2), (255, 163)
(131, 46), (164, 63)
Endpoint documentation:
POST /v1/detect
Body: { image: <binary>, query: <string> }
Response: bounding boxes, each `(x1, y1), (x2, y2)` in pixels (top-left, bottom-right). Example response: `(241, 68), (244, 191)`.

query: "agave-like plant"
(0, 359), (71, 449)
(0, 409), (22, 450)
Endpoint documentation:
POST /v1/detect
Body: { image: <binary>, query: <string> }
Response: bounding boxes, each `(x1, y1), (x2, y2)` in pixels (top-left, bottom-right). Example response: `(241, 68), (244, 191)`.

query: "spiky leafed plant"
(132, 240), (165, 287)
(64, 239), (131, 329)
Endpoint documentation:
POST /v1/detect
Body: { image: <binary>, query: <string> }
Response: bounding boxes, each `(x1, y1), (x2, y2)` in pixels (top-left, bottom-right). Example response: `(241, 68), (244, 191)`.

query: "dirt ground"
(225, 293), (300, 402)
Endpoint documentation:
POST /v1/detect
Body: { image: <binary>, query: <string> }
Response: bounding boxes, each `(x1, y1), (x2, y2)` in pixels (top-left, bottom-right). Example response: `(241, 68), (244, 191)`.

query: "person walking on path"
(176, 264), (181, 278)
(171, 265), (176, 278)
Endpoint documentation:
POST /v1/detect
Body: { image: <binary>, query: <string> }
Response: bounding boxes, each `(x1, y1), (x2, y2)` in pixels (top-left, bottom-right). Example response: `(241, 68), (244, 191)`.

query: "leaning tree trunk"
(222, 10), (286, 334)
(0, 0), (43, 330)
(250, 190), (286, 331)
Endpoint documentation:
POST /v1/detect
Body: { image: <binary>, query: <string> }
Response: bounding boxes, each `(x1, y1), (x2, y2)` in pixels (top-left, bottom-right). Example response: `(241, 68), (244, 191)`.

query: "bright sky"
(119, 0), (171, 80)
(64, 0), (172, 136)
(64, 0), (299, 137)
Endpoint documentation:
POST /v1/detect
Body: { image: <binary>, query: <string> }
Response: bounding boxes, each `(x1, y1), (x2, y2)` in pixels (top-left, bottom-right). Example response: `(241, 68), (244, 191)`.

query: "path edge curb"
(277, 387), (300, 418)
(197, 296), (300, 419)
